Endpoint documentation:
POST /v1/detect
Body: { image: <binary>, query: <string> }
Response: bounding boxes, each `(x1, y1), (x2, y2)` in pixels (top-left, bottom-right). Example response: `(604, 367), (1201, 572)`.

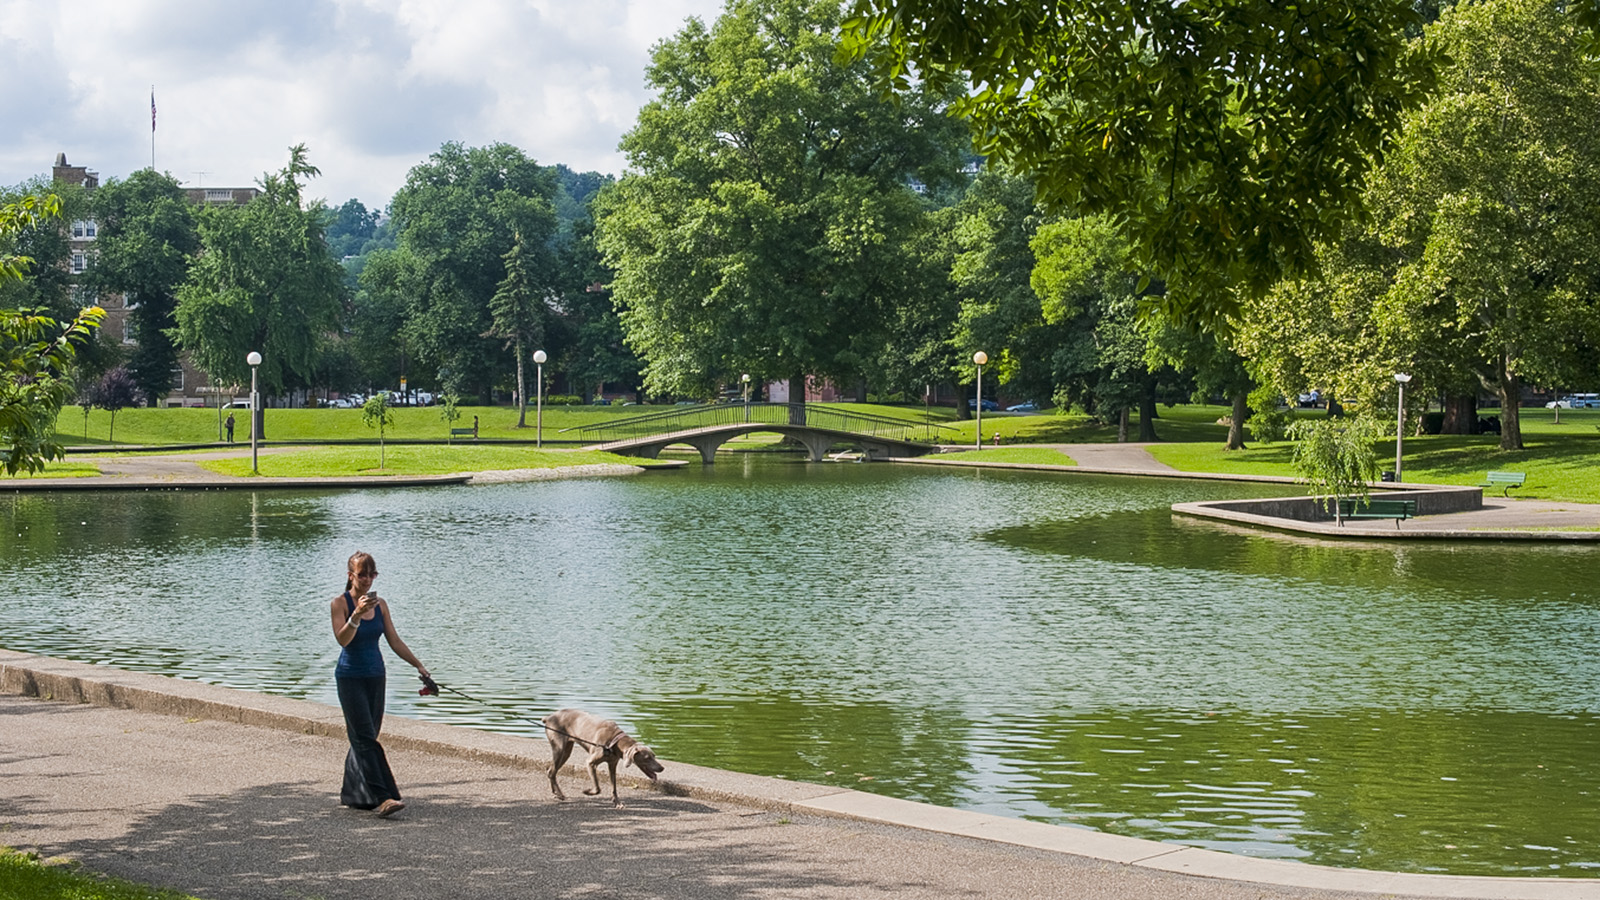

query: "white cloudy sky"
(1, 0), (727, 209)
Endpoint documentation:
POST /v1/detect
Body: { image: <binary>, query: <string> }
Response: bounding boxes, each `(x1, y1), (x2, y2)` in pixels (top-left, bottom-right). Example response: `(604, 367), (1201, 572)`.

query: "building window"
(205, 189), (233, 203)
(70, 220), (97, 239)
(170, 367), (185, 391)
(71, 252), (86, 273)
(68, 285), (99, 307)
(123, 317), (136, 344)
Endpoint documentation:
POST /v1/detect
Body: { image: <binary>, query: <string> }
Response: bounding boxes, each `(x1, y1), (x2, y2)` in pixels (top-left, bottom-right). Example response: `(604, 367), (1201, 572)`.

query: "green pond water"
(3, 455), (1598, 876)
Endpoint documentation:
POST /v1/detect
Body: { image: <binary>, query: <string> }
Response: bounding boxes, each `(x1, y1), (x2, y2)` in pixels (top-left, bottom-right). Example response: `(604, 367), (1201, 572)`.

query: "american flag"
(150, 90), (156, 133)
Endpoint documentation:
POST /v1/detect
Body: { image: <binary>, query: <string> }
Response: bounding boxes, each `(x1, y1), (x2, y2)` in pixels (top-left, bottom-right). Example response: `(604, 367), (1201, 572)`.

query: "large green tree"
(1243, 0), (1600, 450)
(840, 0), (1442, 328)
(87, 169), (199, 405)
(173, 146), (346, 404)
(370, 142), (558, 401)
(595, 0), (969, 404)
(487, 233), (550, 426)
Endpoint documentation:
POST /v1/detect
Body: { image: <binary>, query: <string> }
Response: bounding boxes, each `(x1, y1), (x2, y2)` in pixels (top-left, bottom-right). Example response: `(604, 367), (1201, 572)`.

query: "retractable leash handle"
(418, 674), (440, 696)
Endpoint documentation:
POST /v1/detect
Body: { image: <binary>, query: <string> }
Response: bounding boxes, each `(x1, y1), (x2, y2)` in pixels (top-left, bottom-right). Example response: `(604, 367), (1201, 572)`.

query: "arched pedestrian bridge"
(562, 403), (956, 463)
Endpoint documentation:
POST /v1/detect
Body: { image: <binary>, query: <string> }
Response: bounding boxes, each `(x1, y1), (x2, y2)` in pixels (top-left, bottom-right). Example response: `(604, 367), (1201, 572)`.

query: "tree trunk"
(1138, 381), (1160, 441)
(1441, 393), (1477, 434)
(954, 380), (971, 420)
(1498, 366), (1523, 450)
(1326, 395), (1343, 417)
(514, 339), (528, 428)
(789, 371), (807, 425)
(1117, 407), (1129, 442)
(1225, 391), (1248, 450)
(855, 379), (868, 403)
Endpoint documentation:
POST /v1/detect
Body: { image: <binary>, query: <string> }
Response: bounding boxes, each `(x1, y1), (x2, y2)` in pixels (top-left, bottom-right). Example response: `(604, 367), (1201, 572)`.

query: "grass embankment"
(1145, 408), (1600, 504)
(0, 848), (200, 900)
(0, 461), (102, 479)
(197, 446), (638, 478)
(936, 403), (1239, 445)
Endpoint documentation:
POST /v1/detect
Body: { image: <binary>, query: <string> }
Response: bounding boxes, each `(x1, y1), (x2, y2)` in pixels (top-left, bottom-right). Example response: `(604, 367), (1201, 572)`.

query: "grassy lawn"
(0, 848), (200, 900)
(197, 445), (639, 478)
(51, 402), (955, 446)
(1145, 408), (1600, 503)
(929, 447), (1079, 466)
(0, 461), (102, 480)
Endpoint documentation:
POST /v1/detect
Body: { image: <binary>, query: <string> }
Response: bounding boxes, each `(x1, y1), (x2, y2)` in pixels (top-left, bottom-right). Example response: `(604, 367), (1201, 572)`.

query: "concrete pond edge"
(1, 649), (1593, 899)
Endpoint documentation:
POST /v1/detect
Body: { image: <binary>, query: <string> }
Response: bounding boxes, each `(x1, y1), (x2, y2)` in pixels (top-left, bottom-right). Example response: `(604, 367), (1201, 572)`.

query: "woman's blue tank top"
(335, 592), (386, 678)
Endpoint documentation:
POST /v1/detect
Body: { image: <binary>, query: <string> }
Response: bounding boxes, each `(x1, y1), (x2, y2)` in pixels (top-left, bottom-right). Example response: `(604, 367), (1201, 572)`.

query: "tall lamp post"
(246, 351), (262, 475)
(533, 349), (547, 448)
(1394, 372), (1412, 483)
(742, 373), (751, 422)
(973, 350), (988, 449)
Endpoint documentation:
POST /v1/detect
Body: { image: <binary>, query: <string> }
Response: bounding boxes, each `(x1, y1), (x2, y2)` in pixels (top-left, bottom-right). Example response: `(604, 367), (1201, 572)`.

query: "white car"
(1548, 393), (1599, 409)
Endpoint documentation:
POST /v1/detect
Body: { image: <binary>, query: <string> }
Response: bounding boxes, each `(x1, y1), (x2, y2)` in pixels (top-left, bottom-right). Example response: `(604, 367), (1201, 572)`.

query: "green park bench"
(1335, 498), (1417, 528)
(1478, 471), (1525, 497)
(449, 425), (478, 441)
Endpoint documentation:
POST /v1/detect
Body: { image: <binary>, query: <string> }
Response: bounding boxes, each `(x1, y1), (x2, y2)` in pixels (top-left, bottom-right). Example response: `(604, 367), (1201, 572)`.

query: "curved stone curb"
(0, 649), (1591, 899)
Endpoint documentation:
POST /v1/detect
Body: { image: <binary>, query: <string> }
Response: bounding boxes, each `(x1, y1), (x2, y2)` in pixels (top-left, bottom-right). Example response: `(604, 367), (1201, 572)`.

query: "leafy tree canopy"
(841, 0), (1445, 328)
(88, 169), (199, 404)
(596, 0), (970, 397)
(174, 145), (346, 395)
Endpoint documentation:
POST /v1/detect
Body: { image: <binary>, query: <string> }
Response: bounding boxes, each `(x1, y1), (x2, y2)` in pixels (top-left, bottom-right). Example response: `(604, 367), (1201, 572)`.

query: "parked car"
(1006, 400), (1039, 412)
(967, 398), (1000, 411)
(223, 399), (252, 409)
(1550, 393), (1600, 409)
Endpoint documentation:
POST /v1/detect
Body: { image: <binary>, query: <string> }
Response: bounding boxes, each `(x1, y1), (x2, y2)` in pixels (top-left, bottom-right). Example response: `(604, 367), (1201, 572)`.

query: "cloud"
(0, 0), (725, 208)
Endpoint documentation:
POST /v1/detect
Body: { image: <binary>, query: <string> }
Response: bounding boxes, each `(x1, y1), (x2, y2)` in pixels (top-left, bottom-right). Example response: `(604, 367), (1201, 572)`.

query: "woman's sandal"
(375, 799), (405, 818)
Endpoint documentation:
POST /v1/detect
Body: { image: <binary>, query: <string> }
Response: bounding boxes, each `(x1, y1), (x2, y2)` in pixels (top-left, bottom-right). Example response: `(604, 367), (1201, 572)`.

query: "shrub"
(1287, 415), (1384, 519)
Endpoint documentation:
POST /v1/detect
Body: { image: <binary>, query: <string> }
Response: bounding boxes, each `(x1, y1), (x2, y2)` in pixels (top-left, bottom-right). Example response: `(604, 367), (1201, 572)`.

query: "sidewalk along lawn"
(1145, 410), (1600, 504)
(925, 447), (1079, 465)
(937, 404), (1248, 445)
(0, 847), (201, 900)
(197, 446), (640, 478)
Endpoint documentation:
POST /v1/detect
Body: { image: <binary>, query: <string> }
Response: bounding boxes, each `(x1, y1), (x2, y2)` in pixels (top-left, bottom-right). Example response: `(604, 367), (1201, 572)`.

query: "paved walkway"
(2, 652), (1593, 900)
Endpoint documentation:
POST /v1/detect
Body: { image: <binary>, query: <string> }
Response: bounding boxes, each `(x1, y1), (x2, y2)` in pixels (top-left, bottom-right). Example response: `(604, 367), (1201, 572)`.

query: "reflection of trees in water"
(0, 490), (334, 558)
(1000, 706), (1600, 875)
(626, 692), (978, 812)
(987, 508), (1591, 605)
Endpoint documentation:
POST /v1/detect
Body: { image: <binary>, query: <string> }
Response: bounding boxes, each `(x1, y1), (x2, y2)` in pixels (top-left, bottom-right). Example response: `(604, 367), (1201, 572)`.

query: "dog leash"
(417, 674), (609, 750)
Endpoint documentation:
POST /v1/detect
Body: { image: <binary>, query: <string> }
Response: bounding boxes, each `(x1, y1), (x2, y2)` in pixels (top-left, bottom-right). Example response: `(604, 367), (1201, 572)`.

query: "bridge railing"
(561, 403), (957, 444)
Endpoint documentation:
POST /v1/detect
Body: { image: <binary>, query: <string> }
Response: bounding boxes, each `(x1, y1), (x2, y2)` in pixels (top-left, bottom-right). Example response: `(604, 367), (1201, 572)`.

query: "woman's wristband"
(346, 617), (360, 630)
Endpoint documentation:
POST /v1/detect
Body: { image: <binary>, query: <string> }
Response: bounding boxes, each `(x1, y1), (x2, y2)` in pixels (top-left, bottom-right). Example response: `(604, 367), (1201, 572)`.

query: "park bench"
(449, 425), (478, 441)
(1478, 470), (1525, 497)
(1335, 497), (1417, 528)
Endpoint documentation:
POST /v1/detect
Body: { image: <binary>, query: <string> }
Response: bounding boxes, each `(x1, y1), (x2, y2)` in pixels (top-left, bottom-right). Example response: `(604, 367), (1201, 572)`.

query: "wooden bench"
(1478, 470), (1525, 497)
(449, 426), (477, 441)
(1335, 498), (1417, 528)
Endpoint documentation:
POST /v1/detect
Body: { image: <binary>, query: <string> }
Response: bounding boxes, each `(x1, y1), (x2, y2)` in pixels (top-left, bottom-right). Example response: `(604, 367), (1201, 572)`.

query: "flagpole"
(150, 86), (156, 171)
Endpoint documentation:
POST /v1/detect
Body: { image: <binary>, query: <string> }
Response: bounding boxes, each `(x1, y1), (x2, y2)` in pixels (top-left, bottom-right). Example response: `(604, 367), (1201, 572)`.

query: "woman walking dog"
(331, 551), (430, 817)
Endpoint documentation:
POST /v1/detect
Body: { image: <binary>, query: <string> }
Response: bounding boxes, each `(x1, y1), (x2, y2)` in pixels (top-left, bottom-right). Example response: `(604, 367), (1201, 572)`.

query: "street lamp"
(741, 373), (751, 422)
(246, 351), (262, 475)
(1394, 372), (1412, 483)
(973, 350), (988, 449)
(533, 349), (547, 448)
